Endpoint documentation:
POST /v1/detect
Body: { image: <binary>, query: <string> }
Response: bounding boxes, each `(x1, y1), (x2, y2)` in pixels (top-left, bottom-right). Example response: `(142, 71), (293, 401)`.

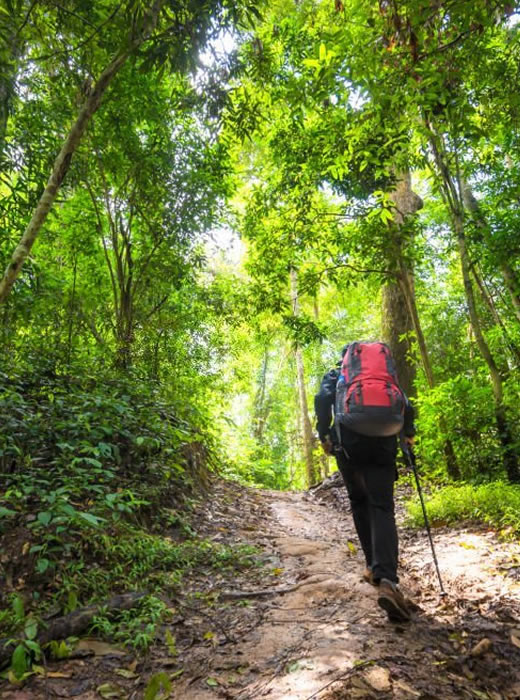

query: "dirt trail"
(173, 480), (520, 700)
(3, 478), (520, 699)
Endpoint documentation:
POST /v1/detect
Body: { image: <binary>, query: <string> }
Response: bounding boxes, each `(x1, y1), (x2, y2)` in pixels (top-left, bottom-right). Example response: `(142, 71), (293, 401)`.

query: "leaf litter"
(2, 476), (520, 699)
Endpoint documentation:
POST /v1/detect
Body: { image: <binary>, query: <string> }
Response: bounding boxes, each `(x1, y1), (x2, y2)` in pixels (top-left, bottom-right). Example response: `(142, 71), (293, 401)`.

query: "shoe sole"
(377, 593), (411, 622)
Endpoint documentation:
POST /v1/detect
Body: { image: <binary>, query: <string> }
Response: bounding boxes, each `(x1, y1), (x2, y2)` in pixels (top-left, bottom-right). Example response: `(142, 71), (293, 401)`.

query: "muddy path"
(3, 477), (520, 699)
(172, 479), (520, 700)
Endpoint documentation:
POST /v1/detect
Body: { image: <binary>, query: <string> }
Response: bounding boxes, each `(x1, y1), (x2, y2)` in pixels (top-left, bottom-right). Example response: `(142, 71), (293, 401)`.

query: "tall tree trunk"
(0, 0), (165, 304)
(253, 347), (269, 443)
(387, 172), (460, 478)
(0, 23), (21, 163)
(290, 268), (318, 487)
(461, 181), (520, 324)
(383, 171), (422, 398)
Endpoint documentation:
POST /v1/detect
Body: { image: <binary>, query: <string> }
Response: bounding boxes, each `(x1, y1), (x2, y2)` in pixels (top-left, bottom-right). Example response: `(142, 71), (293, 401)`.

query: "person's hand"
(404, 435), (415, 447)
(321, 437), (333, 455)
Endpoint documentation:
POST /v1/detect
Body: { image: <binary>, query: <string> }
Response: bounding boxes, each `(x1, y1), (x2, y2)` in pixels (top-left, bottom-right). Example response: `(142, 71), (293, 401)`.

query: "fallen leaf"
(115, 668), (139, 679)
(46, 671), (73, 679)
(393, 679), (421, 697)
(363, 665), (391, 693)
(206, 677), (219, 687)
(347, 540), (357, 555)
(470, 638), (492, 657)
(97, 682), (126, 699)
(511, 629), (520, 648)
(77, 639), (126, 657)
(154, 657), (179, 667)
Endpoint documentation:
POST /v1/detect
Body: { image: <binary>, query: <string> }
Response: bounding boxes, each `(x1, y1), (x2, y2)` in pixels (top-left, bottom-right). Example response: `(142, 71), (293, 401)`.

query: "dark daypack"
(335, 341), (405, 438)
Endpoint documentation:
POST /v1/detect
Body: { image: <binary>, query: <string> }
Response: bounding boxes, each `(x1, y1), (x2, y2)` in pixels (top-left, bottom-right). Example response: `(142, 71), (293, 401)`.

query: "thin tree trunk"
(253, 347), (269, 443)
(454, 209), (520, 481)
(471, 263), (520, 367)
(397, 232), (460, 479)
(312, 297), (329, 478)
(427, 123), (520, 482)
(461, 180), (520, 324)
(0, 0), (165, 304)
(66, 253), (78, 365)
(290, 268), (318, 487)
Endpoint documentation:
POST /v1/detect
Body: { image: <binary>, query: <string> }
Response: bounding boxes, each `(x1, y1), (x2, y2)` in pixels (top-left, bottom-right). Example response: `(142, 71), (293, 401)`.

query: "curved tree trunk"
(0, 0), (165, 304)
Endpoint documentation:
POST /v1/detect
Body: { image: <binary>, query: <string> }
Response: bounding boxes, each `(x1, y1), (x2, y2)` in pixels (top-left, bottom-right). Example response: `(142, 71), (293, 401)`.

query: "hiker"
(314, 341), (416, 622)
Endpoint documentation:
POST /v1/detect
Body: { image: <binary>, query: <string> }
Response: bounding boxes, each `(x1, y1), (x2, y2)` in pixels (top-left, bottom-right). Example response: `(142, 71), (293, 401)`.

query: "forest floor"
(3, 474), (520, 699)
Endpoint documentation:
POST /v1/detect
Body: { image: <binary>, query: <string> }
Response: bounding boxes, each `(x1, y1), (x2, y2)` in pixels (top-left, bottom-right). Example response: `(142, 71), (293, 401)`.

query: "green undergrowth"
(405, 481), (520, 537)
(0, 362), (259, 679)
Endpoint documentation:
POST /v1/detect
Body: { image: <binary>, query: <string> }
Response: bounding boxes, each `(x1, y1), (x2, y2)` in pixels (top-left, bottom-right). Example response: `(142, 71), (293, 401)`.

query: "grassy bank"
(405, 481), (520, 537)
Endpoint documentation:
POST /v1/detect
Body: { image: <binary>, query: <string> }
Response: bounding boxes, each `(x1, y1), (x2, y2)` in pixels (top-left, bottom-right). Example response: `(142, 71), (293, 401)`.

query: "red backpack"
(335, 341), (405, 437)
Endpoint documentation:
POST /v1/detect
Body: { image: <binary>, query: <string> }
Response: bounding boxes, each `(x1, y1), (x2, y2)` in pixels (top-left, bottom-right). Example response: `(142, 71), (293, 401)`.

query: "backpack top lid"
(335, 341), (405, 437)
(341, 341), (399, 385)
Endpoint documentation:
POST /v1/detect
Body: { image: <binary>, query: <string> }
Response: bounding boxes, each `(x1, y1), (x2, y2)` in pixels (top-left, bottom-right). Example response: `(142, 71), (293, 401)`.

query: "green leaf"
(0, 507), (17, 518)
(37, 511), (52, 527)
(11, 645), (28, 679)
(36, 558), (51, 574)
(12, 595), (24, 620)
(206, 677), (219, 686)
(24, 618), (38, 641)
(78, 512), (106, 527)
(144, 672), (172, 700)
(24, 640), (41, 658)
(319, 42), (326, 62)
(379, 208), (394, 224)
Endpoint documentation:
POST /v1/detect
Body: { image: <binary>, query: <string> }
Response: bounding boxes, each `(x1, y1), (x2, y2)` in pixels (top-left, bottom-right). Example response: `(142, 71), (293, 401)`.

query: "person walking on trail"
(314, 341), (416, 623)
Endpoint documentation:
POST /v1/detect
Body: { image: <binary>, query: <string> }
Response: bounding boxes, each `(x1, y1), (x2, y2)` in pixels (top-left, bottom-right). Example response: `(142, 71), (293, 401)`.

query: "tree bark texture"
(383, 172), (422, 397)
(0, 0), (165, 304)
(388, 172), (460, 478)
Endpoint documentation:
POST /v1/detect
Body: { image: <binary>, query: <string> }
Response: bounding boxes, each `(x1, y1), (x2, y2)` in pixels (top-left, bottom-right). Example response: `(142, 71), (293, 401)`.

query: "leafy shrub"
(415, 375), (506, 480)
(405, 481), (520, 536)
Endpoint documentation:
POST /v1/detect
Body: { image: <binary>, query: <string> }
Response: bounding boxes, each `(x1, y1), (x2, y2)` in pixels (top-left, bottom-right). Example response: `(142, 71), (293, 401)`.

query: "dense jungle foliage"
(2, 0), (520, 683)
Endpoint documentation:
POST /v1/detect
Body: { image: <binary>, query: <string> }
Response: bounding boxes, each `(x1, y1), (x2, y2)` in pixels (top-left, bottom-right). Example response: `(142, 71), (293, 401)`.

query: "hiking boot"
(377, 579), (411, 622)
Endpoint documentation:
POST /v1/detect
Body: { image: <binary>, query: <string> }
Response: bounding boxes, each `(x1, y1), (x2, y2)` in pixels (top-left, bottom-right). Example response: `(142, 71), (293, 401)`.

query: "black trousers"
(335, 430), (399, 583)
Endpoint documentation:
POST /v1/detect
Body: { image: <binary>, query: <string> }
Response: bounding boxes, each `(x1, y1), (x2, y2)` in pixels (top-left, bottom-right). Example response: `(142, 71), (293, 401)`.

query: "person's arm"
(314, 369), (338, 451)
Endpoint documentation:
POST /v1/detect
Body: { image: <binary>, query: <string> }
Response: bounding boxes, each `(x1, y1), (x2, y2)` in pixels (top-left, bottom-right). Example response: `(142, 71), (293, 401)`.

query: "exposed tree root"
(0, 592), (145, 668)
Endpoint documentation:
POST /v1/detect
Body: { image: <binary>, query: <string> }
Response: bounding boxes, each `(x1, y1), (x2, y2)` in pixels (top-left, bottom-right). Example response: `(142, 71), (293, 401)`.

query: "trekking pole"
(403, 445), (447, 597)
